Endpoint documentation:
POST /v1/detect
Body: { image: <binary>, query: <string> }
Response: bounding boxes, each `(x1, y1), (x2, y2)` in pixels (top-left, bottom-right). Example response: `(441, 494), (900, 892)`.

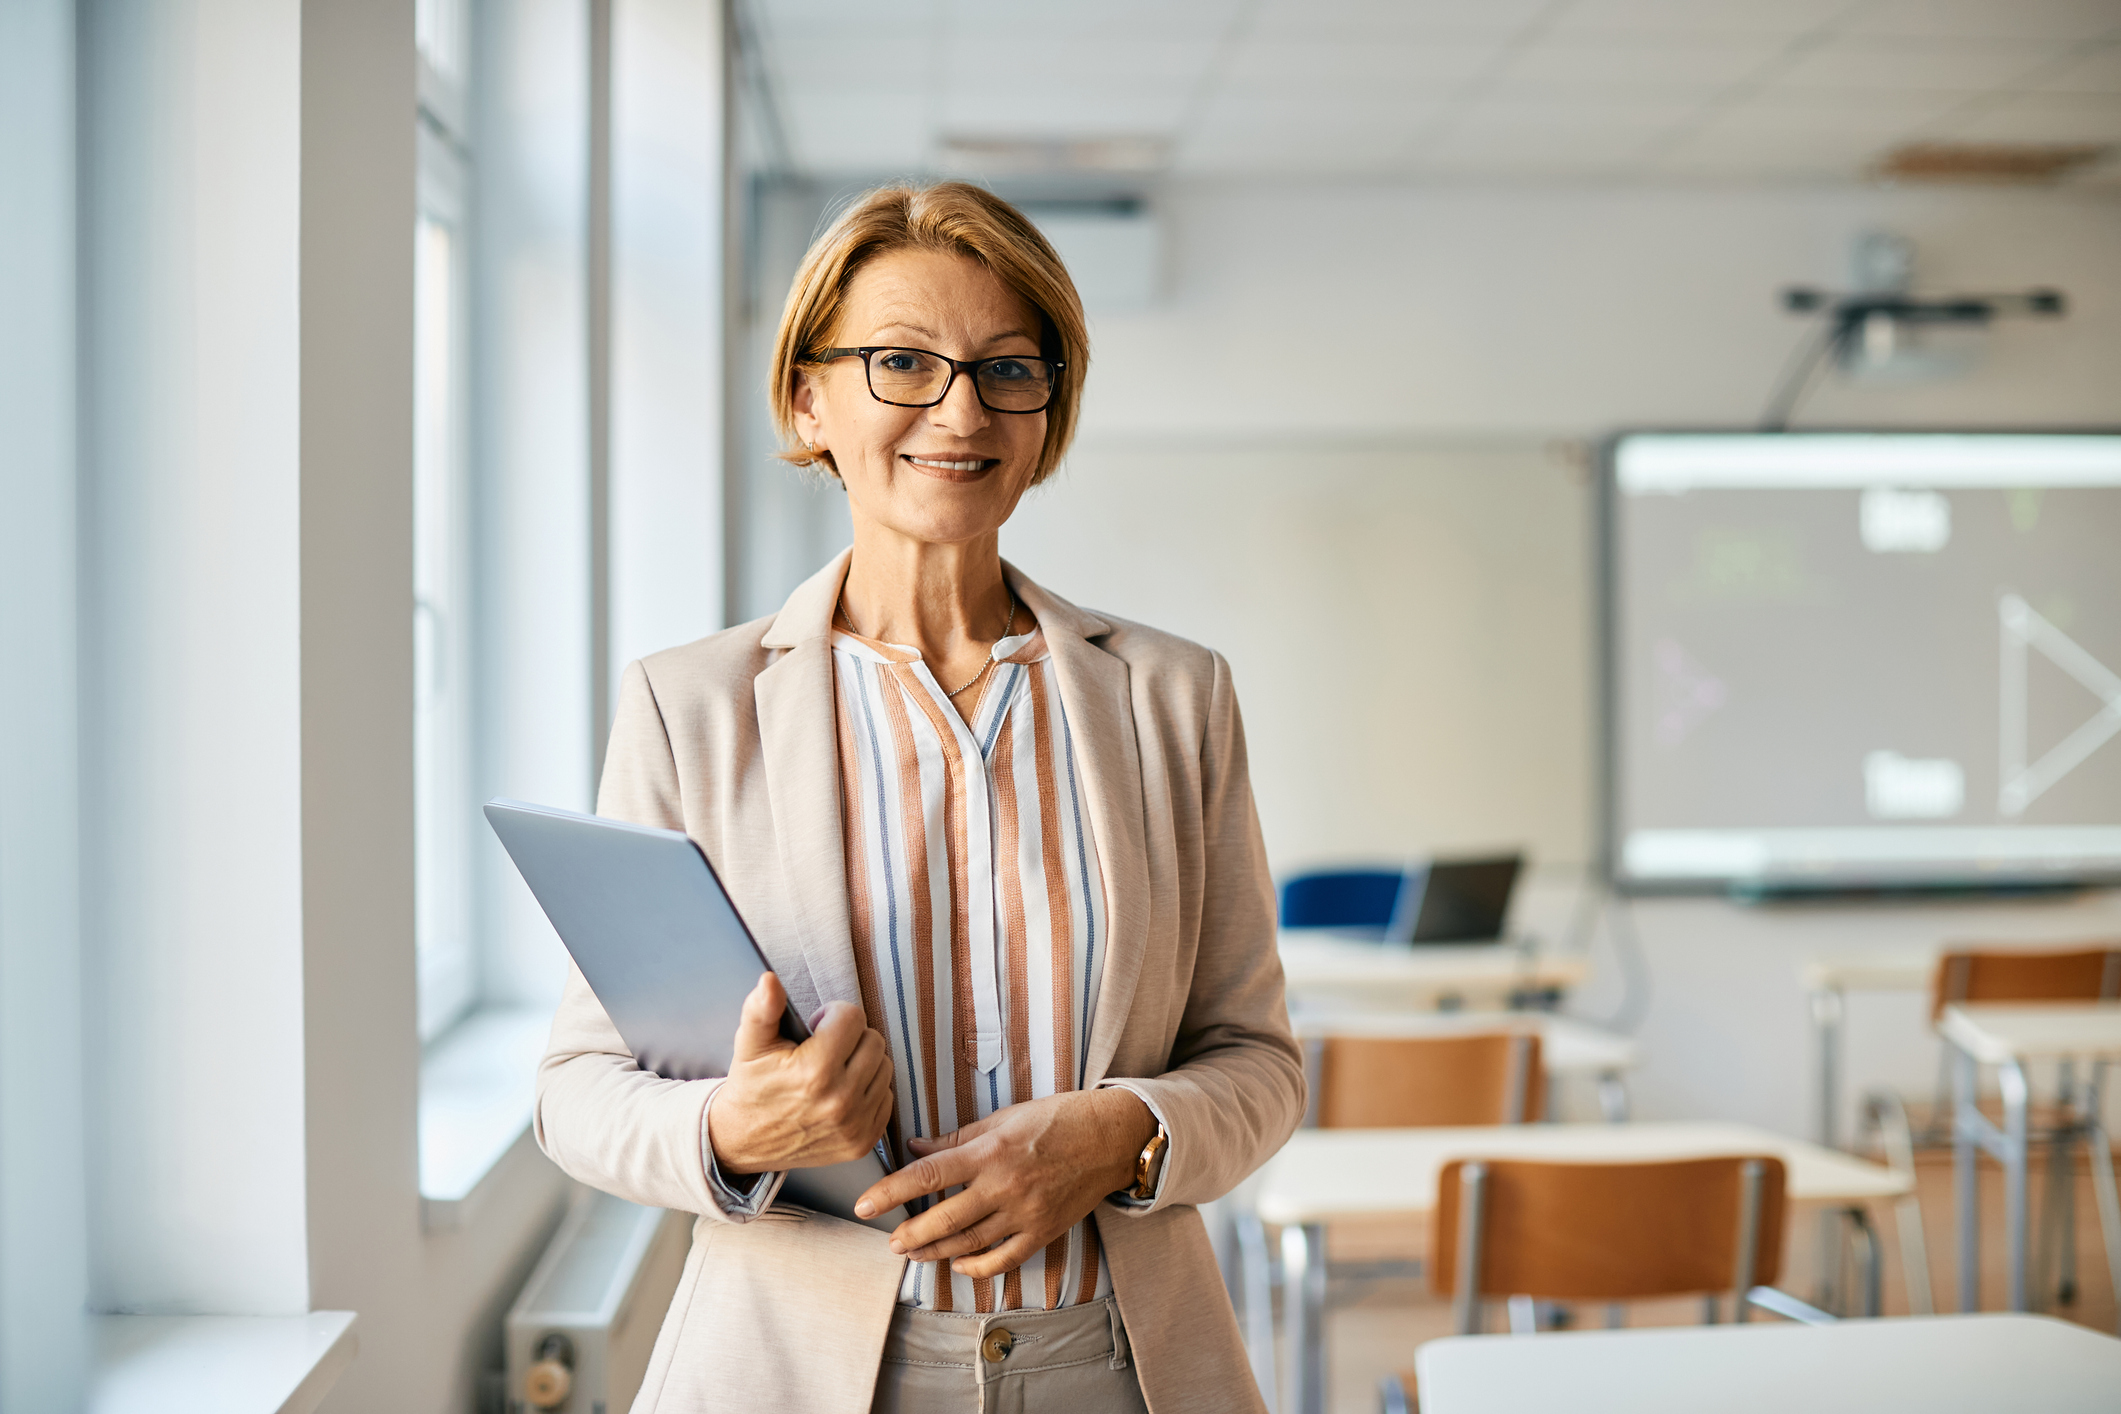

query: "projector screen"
(1605, 431), (2121, 891)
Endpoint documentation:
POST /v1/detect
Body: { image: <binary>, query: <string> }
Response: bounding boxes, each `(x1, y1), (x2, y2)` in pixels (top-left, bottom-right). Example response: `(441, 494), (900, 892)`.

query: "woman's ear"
(790, 370), (826, 454)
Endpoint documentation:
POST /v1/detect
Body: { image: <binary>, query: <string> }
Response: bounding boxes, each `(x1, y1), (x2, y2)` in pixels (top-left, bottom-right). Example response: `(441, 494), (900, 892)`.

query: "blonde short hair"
(769, 182), (1088, 486)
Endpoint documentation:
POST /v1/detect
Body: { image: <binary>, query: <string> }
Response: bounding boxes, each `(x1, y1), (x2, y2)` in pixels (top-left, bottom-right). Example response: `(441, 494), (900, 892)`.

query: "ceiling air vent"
(1874, 142), (2111, 184)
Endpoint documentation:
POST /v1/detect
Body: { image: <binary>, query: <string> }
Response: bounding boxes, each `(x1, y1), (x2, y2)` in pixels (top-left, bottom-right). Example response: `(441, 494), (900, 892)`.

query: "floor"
(1292, 1143), (2120, 1414)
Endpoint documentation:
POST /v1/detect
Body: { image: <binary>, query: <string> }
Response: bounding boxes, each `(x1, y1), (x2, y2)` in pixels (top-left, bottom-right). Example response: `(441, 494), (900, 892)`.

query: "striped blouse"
(831, 622), (1116, 1313)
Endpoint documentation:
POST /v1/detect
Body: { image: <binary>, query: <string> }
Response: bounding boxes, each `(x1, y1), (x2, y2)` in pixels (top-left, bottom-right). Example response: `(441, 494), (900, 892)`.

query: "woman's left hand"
(853, 1088), (1159, 1279)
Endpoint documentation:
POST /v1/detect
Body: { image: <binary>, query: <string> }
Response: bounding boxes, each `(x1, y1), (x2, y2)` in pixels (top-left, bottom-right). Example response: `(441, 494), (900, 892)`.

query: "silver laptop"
(483, 798), (906, 1233)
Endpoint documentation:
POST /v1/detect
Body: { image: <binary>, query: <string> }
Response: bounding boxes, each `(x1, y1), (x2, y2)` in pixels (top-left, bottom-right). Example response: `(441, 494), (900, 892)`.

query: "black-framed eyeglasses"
(812, 346), (1062, 414)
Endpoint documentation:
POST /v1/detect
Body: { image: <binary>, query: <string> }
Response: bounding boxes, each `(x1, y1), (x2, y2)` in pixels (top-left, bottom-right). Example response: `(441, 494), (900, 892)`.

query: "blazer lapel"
(1007, 563), (1150, 1089)
(752, 551), (861, 1022)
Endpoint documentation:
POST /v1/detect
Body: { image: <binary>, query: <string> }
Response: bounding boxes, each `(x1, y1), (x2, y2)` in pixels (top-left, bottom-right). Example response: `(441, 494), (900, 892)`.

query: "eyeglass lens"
(865, 348), (1054, 412)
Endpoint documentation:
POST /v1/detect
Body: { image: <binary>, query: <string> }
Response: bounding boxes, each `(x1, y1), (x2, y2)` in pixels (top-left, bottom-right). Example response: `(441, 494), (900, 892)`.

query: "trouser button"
(980, 1327), (1014, 1363)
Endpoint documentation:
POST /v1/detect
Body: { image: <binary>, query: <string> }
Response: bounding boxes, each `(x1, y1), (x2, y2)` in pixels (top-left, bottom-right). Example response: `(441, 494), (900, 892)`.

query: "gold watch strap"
(1128, 1125), (1169, 1200)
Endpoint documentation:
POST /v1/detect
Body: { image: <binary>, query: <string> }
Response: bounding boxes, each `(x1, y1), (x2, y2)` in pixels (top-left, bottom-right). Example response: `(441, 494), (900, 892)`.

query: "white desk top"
(1286, 1007), (1639, 1075)
(1278, 936), (1588, 990)
(1799, 953), (1934, 992)
(1414, 1314), (2121, 1414)
(1939, 1001), (2121, 1064)
(1252, 1122), (1908, 1226)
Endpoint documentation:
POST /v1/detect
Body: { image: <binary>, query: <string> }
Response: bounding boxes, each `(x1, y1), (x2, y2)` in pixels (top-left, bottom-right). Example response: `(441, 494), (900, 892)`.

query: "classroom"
(3, 1), (2120, 1411)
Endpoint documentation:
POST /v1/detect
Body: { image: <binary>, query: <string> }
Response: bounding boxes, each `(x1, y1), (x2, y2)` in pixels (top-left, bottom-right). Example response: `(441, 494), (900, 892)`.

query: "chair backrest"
(1430, 1155), (1786, 1326)
(1318, 1032), (1544, 1128)
(1279, 869), (1404, 932)
(1930, 943), (2121, 1022)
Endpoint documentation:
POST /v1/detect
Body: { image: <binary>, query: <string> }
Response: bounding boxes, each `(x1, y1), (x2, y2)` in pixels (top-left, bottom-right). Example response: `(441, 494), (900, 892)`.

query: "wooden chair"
(1377, 1156), (1792, 1411)
(1314, 1031), (1544, 1128)
(1859, 942), (2121, 1314)
(1431, 1155), (1787, 1333)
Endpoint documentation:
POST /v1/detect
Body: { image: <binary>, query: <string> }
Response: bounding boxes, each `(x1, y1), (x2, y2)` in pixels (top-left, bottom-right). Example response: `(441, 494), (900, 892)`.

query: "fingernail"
(888, 1240), (905, 1254)
(856, 1200), (874, 1217)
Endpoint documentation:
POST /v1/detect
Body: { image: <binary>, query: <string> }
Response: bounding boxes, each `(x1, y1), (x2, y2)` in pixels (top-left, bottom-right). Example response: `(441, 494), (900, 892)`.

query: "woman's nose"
(927, 367), (992, 435)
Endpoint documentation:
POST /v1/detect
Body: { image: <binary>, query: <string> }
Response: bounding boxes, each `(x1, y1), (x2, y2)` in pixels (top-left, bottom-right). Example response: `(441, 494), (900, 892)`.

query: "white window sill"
(90, 1311), (356, 1414)
(419, 1003), (551, 1229)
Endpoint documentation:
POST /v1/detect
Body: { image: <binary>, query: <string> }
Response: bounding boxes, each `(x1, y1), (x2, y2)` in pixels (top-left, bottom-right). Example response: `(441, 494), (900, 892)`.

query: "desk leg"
(1845, 1206), (1882, 1318)
(1597, 1070), (1630, 1123)
(2001, 1059), (2031, 1312)
(1281, 1223), (1325, 1414)
(1236, 1213), (1276, 1408)
(1810, 985), (1846, 1311)
(1954, 1043), (1980, 1314)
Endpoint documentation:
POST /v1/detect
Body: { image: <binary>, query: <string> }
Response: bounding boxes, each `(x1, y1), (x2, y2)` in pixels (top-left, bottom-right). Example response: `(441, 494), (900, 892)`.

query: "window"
(414, 0), (476, 1042)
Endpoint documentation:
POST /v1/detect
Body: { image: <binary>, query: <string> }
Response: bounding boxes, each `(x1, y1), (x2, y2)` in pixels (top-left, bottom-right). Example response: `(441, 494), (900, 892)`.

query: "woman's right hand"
(707, 972), (894, 1174)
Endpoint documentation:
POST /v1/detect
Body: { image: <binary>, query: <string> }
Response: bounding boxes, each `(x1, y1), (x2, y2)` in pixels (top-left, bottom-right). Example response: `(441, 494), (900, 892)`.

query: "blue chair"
(1278, 869), (1405, 934)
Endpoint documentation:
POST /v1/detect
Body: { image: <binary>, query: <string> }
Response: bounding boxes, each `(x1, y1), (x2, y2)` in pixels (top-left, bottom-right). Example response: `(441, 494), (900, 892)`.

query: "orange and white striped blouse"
(831, 622), (1114, 1313)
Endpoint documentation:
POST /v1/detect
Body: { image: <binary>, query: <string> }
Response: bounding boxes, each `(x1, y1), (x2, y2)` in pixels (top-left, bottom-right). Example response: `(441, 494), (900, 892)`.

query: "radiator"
(505, 1189), (691, 1414)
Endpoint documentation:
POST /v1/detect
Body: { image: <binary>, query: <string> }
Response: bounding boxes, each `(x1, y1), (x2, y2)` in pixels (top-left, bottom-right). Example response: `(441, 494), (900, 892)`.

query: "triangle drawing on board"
(1998, 593), (2121, 817)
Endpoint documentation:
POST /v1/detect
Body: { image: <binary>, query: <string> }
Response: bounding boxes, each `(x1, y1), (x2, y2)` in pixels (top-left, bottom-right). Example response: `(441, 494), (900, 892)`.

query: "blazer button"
(980, 1327), (1014, 1363)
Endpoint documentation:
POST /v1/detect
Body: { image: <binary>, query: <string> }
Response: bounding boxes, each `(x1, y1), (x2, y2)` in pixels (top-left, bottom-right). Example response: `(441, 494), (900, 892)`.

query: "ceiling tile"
(1248, 0), (1557, 40)
(945, 36), (1220, 87)
(1548, 0), (1852, 40)
(762, 36), (934, 88)
(1844, 0), (2121, 42)
(1771, 35), (2076, 91)
(942, 0), (1247, 41)
(1493, 34), (1788, 90)
(1939, 90), (2121, 140)
(1218, 37), (1504, 88)
(2035, 41), (2121, 92)
(778, 89), (934, 172)
(757, 0), (943, 45)
(940, 81), (1193, 134)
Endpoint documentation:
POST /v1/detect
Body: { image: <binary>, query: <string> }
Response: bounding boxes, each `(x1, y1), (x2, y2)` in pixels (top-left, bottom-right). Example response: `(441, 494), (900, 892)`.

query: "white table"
(1414, 1313), (2121, 1414)
(1941, 1002), (2121, 1319)
(1249, 1123), (1907, 1414)
(1798, 953), (1933, 1152)
(1279, 935), (1589, 1012)
(1286, 1007), (1639, 1122)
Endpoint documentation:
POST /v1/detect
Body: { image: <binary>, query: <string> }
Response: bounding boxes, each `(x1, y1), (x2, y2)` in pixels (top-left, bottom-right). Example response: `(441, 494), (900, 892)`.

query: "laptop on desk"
(1385, 853), (1523, 945)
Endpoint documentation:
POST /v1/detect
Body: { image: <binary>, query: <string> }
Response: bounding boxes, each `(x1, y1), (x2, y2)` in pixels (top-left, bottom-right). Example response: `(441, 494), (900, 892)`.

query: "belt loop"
(1106, 1297), (1131, 1371)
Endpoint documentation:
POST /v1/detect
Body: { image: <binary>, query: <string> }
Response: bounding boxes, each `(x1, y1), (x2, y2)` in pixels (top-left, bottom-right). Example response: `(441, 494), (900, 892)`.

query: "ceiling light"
(937, 135), (1170, 177)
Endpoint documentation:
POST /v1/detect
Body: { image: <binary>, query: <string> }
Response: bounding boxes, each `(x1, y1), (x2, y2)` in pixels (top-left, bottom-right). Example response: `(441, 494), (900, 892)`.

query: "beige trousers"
(868, 1297), (1150, 1414)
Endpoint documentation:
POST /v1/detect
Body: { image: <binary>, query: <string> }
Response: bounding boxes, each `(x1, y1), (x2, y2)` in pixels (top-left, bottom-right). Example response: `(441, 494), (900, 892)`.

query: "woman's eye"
(986, 359), (1030, 382)
(878, 352), (920, 373)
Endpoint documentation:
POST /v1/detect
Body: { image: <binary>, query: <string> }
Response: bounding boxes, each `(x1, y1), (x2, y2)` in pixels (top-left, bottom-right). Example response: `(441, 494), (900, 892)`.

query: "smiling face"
(792, 247), (1050, 550)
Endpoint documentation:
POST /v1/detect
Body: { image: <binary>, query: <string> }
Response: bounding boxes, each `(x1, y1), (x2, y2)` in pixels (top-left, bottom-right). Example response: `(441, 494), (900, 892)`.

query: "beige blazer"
(534, 550), (1304, 1413)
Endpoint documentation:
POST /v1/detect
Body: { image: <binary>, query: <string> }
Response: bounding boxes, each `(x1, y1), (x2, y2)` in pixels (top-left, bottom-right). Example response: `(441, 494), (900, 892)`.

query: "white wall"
(0, 0), (92, 1402)
(78, 0), (312, 1315)
(994, 178), (2121, 1139)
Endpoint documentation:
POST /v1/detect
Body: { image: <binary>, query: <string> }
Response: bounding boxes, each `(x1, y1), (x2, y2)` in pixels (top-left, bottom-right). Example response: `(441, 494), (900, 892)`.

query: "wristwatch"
(1126, 1122), (1169, 1201)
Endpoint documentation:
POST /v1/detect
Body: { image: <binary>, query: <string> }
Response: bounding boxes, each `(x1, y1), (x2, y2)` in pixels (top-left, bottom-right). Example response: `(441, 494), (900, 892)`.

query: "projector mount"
(1760, 235), (2066, 431)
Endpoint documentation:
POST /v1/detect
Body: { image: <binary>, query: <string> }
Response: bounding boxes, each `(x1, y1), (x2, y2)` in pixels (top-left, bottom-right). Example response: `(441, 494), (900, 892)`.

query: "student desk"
(1248, 1123), (1908, 1414)
(1413, 1313), (2121, 1414)
(1278, 935), (1589, 1013)
(1941, 1002), (2121, 1319)
(1798, 953), (1933, 1151)
(1286, 1006), (1640, 1121)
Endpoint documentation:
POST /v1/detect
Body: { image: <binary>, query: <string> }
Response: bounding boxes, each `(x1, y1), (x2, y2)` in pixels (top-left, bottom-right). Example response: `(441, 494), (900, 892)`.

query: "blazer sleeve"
(531, 658), (787, 1222)
(1101, 650), (1305, 1214)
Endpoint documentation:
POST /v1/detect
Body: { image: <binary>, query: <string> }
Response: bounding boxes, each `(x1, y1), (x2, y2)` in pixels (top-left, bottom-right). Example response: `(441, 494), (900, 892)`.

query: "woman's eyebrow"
(868, 321), (1043, 352)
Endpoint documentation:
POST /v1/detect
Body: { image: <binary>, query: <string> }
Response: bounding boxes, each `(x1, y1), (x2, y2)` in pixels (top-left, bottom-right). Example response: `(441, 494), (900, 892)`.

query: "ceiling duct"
(1873, 142), (2112, 185)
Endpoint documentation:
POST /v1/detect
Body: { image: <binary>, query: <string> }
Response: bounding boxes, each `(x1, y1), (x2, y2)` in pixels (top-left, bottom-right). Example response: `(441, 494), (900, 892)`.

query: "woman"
(535, 182), (1302, 1414)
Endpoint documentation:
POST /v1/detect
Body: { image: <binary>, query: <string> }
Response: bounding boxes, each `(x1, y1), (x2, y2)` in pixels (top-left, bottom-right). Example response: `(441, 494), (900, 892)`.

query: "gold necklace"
(838, 592), (1018, 699)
